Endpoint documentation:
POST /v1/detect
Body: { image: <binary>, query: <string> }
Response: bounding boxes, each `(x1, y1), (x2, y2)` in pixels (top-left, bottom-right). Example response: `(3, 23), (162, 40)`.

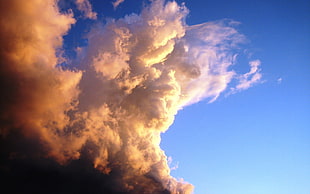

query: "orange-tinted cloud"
(0, 0), (261, 193)
(0, 0), (81, 161)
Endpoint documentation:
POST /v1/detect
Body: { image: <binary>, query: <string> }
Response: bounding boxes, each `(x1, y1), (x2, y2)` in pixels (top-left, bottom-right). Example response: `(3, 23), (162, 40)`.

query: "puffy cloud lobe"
(0, 0), (262, 193)
(0, 0), (81, 162)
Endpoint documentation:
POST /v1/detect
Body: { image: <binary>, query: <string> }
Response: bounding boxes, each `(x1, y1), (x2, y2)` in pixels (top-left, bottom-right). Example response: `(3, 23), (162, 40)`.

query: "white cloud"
(233, 59), (262, 91)
(167, 156), (179, 171)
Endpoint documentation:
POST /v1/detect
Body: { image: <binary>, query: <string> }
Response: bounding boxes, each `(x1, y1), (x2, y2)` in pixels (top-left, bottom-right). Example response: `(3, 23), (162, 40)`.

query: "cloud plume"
(0, 0), (261, 193)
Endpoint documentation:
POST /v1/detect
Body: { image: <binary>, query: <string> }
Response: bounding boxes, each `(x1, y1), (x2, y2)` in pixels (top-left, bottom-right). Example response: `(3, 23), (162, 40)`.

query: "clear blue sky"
(65, 0), (310, 193)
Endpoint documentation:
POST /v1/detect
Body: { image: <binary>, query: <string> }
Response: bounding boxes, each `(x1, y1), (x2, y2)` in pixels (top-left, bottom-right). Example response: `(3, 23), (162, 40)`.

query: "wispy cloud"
(232, 59), (262, 92)
(112, 0), (125, 9)
(75, 0), (97, 19)
(168, 156), (179, 171)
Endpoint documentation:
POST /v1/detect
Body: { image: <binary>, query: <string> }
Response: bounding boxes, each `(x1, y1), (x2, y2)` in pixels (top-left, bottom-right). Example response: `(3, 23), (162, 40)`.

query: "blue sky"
(64, 0), (310, 193)
(160, 0), (310, 193)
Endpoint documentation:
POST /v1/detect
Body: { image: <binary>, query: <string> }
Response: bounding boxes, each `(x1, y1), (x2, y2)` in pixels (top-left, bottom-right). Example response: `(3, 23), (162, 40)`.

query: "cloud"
(75, 0), (97, 19)
(233, 60), (262, 91)
(168, 156), (179, 171)
(0, 0), (82, 160)
(112, 0), (125, 9)
(174, 20), (247, 104)
(0, 0), (262, 193)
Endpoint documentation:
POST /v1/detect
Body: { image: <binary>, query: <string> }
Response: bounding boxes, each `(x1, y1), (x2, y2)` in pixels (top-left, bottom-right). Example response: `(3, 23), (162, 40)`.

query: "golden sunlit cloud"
(0, 0), (261, 193)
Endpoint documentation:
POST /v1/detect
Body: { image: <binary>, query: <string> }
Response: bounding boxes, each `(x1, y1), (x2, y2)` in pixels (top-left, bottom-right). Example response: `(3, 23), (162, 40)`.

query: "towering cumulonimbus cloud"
(0, 0), (261, 193)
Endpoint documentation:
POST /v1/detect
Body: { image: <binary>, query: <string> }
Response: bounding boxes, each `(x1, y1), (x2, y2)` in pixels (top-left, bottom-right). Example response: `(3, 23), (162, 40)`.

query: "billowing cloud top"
(0, 0), (262, 193)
